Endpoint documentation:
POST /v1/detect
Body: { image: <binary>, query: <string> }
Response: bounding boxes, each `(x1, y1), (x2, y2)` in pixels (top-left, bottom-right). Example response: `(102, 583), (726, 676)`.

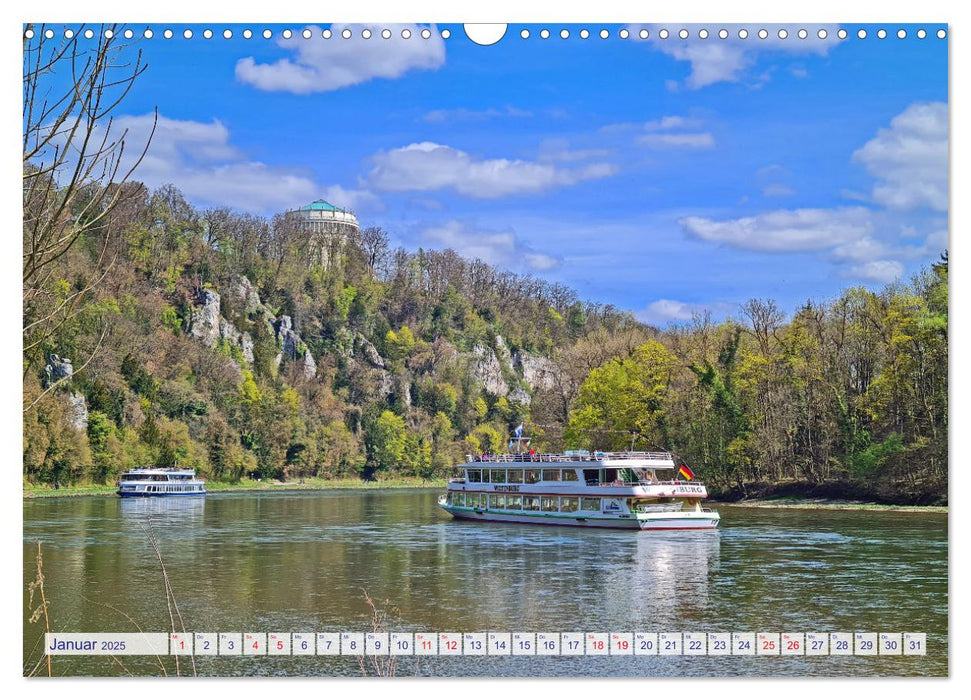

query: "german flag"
(678, 463), (695, 481)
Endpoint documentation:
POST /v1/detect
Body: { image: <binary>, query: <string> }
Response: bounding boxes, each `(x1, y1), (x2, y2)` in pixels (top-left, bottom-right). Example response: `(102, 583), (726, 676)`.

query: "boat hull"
(440, 505), (719, 530)
(117, 491), (207, 498)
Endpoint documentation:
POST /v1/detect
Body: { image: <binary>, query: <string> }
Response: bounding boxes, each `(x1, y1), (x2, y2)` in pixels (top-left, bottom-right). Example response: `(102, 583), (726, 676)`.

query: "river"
(22, 489), (947, 677)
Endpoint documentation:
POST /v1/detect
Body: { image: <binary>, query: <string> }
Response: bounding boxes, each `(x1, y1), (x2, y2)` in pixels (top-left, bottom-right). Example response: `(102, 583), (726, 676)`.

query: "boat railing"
(466, 451), (673, 464)
(591, 479), (705, 487)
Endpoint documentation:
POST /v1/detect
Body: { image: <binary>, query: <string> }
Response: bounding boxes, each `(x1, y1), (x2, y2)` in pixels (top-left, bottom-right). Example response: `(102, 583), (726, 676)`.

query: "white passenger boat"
(438, 444), (719, 530)
(117, 468), (207, 497)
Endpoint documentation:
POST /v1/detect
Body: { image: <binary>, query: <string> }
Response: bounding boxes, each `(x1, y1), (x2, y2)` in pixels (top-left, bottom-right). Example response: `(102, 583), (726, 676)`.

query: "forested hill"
(23, 183), (948, 504)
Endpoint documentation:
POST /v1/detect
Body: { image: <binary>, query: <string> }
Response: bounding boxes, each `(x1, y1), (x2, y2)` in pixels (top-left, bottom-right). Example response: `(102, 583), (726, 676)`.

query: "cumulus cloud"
(366, 142), (616, 198)
(623, 114), (716, 149)
(679, 207), (874, 252)
(236, 24), (445, 94)
(422, 106), (532, 123)
(852, 101), (948, 211)
(107, 113), (377, 214)
(420, 220), (561, 272)
(846, 260), (905, 284)
(633, 24), (841, 90)
(636, 299), (734, 326)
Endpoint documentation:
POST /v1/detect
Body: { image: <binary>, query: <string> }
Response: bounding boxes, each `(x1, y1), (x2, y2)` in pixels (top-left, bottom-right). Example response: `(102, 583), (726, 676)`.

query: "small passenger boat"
(117, 468), (207, 497)
(438, 438), (718, 530)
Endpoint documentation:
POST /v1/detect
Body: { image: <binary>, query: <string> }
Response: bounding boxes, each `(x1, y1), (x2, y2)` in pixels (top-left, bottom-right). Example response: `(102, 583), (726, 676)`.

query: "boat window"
(541, 496), (558, 512)
(456, 493), (466, 507)
(446, 493), (453, 505)
(541, 469), (560, 482)
(481, 470), (491, 483)
(580, 497), (601, 511)
(523, 496), (540, 511)
(508, 469), (523, 484)
(490, 469), (506, 484)
(582, 469), (599, 485)
(467, 469), (481, 483)
(562, 470), (578, 482)
(506, 495), (522, 510)
(525, 470), (539, 484)
(560, 497), (579, 512)
(491, 494), (505, 509)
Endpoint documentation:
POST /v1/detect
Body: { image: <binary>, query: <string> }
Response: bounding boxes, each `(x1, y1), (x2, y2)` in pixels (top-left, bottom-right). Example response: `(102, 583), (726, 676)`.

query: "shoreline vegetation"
(22, 476), (445, 499)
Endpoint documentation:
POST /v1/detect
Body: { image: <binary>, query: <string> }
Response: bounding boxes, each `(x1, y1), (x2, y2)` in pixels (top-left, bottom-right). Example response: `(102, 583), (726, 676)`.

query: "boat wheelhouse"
(117, 468), (206, 497)
(438, 449), (719, 530)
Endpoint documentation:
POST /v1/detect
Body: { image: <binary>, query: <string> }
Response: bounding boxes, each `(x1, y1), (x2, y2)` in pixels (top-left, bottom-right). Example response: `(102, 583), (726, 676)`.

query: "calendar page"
(20, 7), (950, 684)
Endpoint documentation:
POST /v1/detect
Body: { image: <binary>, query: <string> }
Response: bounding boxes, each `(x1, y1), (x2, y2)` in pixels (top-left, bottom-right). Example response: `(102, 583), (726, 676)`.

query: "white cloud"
(628, 114), (715, 149)
(366, 142), (616, 198)
(108, 113), (377, 214)
(679, 207), (874, 252)
(847, 260), (905, 284)
(634, 24), (840, 90)
(420, 220), (561, 272)
(422, 106), (532, 123)
(852, 101), (948, 211)
(236, 24), (445, 94)
(636, 299), (734, 326)
(638, 132), (715, 149)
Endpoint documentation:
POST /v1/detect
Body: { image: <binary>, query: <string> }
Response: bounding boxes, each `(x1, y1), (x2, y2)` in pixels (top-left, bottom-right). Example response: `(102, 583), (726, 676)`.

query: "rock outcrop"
(470, 344), (509, 396)
(354, 334), (386, 368)
(514, 351), (558, 392)
(66, 392), (88, 431)
(44, 353), (74, 387)
(189, 289), (222, 348)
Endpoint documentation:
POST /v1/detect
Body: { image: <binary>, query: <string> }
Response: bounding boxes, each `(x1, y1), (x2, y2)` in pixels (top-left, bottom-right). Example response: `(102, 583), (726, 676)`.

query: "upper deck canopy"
(464, 451), (677, 469)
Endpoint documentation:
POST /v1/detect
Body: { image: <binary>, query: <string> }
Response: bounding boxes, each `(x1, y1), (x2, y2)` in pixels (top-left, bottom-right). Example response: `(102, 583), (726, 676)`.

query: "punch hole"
(540, 29), (550, 40)
(619, 28), (629, 39)
(441, 29), (451, 39)
(124, 29), (133, 39)
(24, 28), (34, 39)
(937, 29), (946, 39)
(464, 24), (507, 46)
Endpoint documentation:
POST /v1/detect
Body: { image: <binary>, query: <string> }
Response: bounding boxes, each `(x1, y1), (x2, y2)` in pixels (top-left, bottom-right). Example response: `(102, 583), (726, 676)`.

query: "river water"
(22, 489), (947, 677)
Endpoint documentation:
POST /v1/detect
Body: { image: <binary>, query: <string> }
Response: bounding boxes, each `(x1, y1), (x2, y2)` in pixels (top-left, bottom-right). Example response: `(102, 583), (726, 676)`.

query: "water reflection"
(23, 492), (947, 677)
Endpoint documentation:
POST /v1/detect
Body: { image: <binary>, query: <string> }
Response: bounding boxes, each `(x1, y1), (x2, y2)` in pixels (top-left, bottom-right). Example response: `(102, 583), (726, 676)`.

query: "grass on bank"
(23, 476), (446, 499)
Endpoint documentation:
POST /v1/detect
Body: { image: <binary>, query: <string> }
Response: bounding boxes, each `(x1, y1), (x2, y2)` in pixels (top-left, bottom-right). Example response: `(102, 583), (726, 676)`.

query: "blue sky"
(63, 23), (948, 324)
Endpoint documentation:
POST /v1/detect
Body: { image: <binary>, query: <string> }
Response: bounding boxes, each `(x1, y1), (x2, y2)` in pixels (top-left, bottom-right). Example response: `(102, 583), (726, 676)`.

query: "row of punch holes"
(24, 26), (948, 42)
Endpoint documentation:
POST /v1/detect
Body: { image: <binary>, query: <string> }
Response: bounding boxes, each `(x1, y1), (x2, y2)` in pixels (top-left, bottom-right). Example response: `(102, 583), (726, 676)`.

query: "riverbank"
(22, 476), (446, 499)
(713, 497), (947, 514)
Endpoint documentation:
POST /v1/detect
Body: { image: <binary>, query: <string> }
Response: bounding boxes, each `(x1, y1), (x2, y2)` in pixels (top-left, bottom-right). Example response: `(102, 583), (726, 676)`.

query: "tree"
(23, 24), (154, 397)
(566, 341), (678, 450)
(367, 410), (407, 473)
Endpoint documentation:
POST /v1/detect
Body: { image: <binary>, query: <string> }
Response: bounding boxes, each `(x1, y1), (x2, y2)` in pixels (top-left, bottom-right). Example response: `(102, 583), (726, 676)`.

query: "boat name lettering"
(494, 485), (520, 492)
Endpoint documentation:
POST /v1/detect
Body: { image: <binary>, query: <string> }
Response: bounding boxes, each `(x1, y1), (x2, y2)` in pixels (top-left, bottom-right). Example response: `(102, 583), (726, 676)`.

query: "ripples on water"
(23, 492), (947, 677)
